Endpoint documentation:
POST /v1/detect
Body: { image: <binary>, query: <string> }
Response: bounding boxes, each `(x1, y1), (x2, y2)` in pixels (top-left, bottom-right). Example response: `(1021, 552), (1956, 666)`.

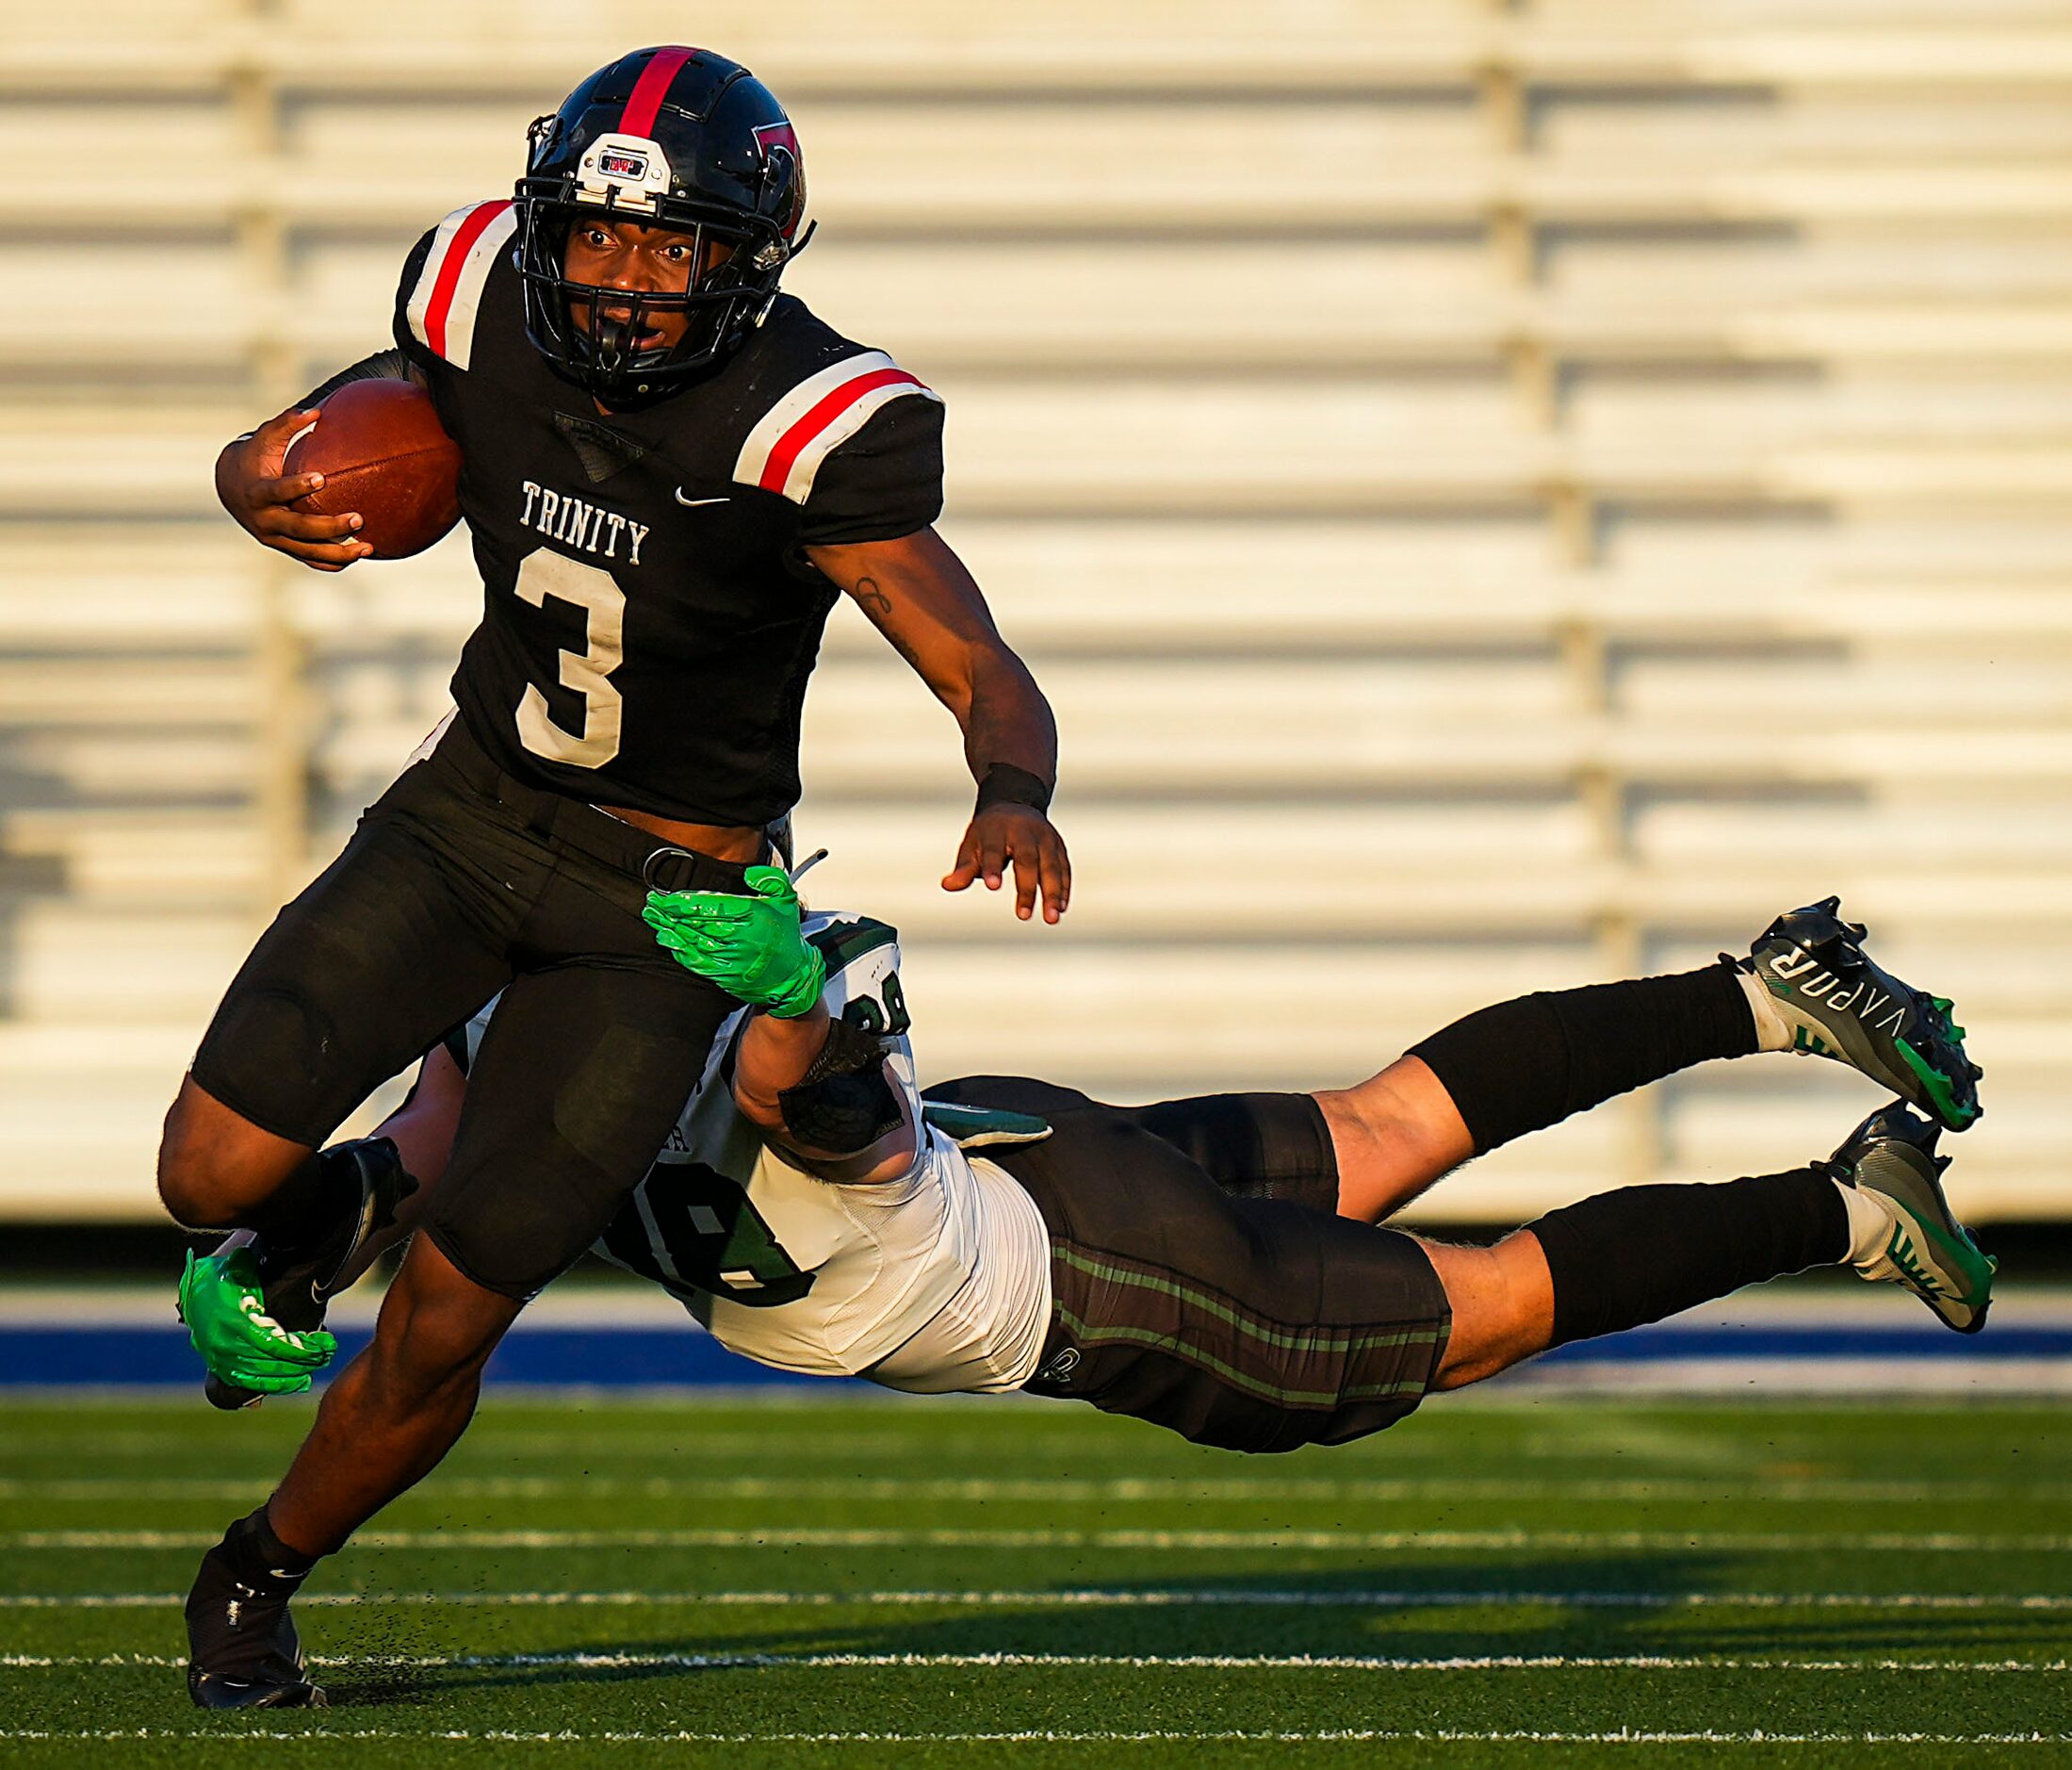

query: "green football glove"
(644, 864), (827, 1018)
(176, 1248), (337, 1396)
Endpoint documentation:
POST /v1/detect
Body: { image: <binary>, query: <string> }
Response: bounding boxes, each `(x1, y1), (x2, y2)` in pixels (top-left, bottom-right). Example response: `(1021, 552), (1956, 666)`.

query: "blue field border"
(0, 1325), (825, 1390)
(0, 1319), (2068, 1390)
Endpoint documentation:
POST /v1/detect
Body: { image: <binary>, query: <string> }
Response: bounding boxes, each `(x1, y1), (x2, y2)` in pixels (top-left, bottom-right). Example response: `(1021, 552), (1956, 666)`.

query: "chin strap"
(590, 311), (637, 383)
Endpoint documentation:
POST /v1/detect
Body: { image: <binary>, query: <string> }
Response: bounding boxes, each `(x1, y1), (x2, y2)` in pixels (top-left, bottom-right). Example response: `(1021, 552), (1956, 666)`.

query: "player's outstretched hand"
(644, 865), (827, 1018)
(944, 805), (1071, 924)
(215, 406), (373, 572)
(176, 1248), (337, 1396)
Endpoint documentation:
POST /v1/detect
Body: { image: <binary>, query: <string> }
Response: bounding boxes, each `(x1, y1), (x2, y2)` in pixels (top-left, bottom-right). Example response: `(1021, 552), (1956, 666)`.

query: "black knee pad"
(427, 1015), (717, 1301)
(421, 1155), (603, 1303)
(190, 986), (347, 1143)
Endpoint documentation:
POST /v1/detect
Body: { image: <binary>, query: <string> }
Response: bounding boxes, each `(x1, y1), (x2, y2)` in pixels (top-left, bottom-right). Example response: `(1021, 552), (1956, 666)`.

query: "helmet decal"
(751, 121), (808, 241)
(751, 121), (798, 159)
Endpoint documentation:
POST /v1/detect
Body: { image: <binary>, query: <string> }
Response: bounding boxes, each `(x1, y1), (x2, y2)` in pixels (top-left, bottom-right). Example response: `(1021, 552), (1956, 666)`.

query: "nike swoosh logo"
(675, 489), (729, 507)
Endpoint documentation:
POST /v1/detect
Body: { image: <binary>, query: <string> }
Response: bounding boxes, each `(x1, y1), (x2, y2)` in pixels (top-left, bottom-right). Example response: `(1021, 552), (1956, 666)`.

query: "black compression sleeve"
(1532, 1169), (1849, 1349)
(233, 1149), (357, 1242)
(296, 347), (416, 411)
(1410, 964), (1755, 1155)
(776, 1018), (902, 1155)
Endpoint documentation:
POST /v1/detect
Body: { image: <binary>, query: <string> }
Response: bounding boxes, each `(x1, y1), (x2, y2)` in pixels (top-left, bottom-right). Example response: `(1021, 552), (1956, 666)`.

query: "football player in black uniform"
(164, 47), (1069, 1707)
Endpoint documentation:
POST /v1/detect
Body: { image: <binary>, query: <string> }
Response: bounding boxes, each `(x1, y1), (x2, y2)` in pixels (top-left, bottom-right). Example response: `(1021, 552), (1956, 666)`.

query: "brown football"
(285, 377), (463, 559)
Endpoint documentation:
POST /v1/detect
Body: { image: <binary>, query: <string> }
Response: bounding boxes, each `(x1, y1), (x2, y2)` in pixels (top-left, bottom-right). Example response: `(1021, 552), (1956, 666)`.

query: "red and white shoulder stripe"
(733, 351), (941, 505)
(402, 200), (518, 371)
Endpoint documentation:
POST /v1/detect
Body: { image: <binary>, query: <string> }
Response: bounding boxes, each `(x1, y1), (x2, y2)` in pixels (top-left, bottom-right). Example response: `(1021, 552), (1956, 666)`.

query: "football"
(285, 377), (463, 558)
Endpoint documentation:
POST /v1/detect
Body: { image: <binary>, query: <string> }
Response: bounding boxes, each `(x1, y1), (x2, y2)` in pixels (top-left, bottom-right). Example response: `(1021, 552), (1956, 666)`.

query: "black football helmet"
(515, 46), (813, 405)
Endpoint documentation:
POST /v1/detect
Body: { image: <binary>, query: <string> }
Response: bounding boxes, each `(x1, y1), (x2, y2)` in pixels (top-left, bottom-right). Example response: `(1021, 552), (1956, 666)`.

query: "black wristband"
(975, 763), (1052, 816)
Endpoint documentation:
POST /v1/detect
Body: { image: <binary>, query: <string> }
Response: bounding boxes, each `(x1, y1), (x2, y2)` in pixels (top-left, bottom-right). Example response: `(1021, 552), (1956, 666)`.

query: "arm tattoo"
(857, 575), (925, 671)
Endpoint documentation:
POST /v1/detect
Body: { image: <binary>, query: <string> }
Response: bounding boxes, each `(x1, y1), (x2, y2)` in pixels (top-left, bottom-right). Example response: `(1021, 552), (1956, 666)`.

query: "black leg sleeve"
(233, 1151), (359, 1244)
(1532, 1169), (1849, 1349)
(1409, 964), (1756, 1154)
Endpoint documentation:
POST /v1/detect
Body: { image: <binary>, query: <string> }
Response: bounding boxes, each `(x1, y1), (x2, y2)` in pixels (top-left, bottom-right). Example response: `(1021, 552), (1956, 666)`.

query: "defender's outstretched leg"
(1320, 898), (1980, 1224)
(1423, 1104), (1996, 1392)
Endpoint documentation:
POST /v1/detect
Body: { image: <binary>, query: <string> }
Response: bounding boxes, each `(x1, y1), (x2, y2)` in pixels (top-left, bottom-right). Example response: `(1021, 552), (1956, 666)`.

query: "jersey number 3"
(514, 549), (625, 768)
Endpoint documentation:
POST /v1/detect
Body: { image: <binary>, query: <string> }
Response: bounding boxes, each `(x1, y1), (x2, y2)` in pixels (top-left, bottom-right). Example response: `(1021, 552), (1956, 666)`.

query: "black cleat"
(1729, 897), (1982, 1132)
(185, 1514), (326, 1709)
(204, 1136), (415, 1410)
(188, 1667), (329, 1710)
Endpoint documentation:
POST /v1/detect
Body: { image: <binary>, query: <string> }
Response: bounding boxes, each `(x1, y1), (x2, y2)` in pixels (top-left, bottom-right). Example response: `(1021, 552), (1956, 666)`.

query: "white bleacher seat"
(3, 3), (2070, 1222)
(0, 810), (262, 902)
(5, 903), (254, 1021)
(0, 533), (261, 649)
(17, 1), (2072, 94)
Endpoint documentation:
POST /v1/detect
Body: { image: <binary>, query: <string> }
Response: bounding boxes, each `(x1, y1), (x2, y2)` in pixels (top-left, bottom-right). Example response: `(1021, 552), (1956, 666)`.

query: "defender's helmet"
(515, 46), (813, 404)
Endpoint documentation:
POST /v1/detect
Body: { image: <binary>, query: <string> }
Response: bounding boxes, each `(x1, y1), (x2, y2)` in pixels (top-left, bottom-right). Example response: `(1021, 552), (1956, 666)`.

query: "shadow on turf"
(345, 1551), (2031, 1704)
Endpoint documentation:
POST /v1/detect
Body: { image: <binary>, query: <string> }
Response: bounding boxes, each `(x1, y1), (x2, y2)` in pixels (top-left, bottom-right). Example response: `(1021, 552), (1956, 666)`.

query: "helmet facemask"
(515, 83), (809, 406)
(517, 192), (786, 404)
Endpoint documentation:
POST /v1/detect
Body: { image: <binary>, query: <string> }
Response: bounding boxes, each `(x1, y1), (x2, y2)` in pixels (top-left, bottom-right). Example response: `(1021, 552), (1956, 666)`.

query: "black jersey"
(390, 200), (945, 826)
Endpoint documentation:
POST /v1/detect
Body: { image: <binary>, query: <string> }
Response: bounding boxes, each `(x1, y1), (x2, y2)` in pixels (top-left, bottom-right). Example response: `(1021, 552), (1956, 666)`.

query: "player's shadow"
(361, 1543), (2035, 1704)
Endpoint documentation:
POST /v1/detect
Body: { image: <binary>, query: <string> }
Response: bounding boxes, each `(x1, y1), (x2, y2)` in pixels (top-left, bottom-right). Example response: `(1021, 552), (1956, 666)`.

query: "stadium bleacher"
(3, 0), (2068, 1221)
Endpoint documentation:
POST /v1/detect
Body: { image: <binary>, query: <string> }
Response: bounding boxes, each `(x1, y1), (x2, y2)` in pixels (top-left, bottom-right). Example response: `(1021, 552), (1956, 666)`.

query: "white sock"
(1737, 966), (1794, 1054)
(1835, 1178), (1896, 1265)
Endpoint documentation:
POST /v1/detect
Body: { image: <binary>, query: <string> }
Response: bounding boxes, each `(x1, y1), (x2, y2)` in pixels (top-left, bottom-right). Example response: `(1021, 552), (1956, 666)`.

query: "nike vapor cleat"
(1732, 896), (1982, 1132)
(1824, 1102), (1996, 1335)
(185, 1529), (326, 1710)
(204, 1136), (416, 1411)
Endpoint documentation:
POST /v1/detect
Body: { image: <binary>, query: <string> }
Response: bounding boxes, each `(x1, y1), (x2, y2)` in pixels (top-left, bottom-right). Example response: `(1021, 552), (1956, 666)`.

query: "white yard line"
(13, 1526), (2072, 1553)
(0, 1473), (2055, 1502)
(1, 1727), (2066, 1745)
(8, 1586), (2072, 1610)
(4, 1649), (2066, 1674)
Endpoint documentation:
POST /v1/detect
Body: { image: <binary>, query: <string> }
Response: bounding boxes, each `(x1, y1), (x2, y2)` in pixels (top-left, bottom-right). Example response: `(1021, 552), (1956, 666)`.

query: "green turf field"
(2, 1394), (2067, 1766)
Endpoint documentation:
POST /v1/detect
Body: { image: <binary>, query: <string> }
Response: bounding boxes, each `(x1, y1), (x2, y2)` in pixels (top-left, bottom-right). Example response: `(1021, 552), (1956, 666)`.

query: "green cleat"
(1730, 896), (1982, 1132)
(1824, 1103), (1996, 1335)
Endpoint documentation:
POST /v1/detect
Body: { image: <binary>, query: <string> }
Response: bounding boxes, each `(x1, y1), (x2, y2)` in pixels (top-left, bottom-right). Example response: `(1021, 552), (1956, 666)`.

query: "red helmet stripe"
(425, 199), (514, 359)
(619, 46), (696, 139)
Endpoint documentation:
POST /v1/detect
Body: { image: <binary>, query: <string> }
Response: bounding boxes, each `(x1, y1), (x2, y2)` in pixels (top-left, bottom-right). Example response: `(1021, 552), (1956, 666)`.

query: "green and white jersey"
(456, 910), (1051, 1392)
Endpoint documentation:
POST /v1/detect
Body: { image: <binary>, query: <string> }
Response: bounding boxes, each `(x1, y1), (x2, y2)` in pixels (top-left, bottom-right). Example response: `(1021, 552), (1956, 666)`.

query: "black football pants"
(190, 715), (747, 1299)
(929, 1076), (1451, 1453)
